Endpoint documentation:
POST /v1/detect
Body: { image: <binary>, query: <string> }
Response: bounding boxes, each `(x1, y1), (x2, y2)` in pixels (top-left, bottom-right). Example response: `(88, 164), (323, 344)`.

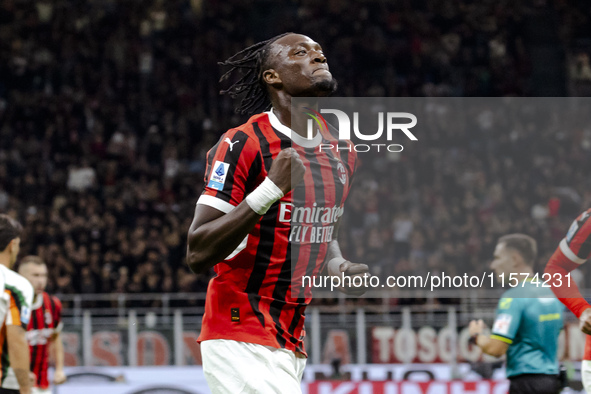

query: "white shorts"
(32, 388), (51, 394)
(201, 339), (306, 394)
(583, 360), (591, 393)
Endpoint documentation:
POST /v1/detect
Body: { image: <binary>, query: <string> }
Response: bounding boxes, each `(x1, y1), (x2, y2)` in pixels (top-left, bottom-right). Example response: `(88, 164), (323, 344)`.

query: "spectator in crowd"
(0, 0), (589, 305)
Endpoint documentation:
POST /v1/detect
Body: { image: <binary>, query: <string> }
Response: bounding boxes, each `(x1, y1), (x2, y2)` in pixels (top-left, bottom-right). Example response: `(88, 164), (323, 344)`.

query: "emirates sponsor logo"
(279, 203), (343, 244)
(278, 202), (343, 224)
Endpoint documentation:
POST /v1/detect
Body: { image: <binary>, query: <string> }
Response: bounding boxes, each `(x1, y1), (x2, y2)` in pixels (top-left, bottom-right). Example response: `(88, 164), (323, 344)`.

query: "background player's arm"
(545, 247), (590, 317)
(187, 148), (305, 274)
(50, 297), (66, 384)
(545, 212), (591, 333)
(51, 331), (67, 384)
(468, 319), (509, 357)
(7, 324), (32, 394)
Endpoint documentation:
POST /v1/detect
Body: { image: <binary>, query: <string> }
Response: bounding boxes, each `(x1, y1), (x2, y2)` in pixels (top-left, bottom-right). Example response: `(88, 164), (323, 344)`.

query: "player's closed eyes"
(295, 49), (324, 56)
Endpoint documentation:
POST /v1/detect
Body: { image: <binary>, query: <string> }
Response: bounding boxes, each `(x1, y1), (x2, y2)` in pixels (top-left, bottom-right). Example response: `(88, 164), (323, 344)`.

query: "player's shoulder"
(0, 266), (33, 300)
(225, 112), (270, 140)
(497, 291), (523, 310)
(0, 265), (28, 288)
(48, 293), (62, 309)
(209, 115), (268, 158)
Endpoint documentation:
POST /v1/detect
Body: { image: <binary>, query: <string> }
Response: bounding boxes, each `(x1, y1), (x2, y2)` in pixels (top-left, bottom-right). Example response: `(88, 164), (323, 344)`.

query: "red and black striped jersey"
(196, 110), (357, 355)
(561, 209), (591, 261)
(545, 208), (591, 359)
(25, 292), (62, 390)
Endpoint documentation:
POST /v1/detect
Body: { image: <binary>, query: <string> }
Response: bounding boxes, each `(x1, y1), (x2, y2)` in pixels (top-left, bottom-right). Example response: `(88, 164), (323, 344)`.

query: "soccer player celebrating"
(187, 33), (368, 393)
(17, 256), (66, 394)
(470, 234), (563, 394)
(0, 214), (34, 394)
(545, 209), (591, 392)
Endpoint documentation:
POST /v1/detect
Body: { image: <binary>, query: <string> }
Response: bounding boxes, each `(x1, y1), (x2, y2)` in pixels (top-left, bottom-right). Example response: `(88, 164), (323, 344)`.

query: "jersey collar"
(32, 292), (44, 310)
(265, 109), (322, 148)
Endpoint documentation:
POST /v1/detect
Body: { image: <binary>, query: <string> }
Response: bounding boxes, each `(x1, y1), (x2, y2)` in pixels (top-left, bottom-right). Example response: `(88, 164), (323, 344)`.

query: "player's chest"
(27, 307), (56, 330)
(259, 147), (349, 206)
(26, 308), (56, 345)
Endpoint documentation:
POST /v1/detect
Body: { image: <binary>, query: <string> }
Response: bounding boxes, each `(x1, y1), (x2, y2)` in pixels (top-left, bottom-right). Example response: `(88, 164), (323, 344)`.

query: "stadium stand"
(0, 0), (589, 306)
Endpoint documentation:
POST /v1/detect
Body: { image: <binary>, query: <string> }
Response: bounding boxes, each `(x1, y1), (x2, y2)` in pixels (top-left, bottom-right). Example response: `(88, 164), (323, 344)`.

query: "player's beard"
(314, 77), (338, 96)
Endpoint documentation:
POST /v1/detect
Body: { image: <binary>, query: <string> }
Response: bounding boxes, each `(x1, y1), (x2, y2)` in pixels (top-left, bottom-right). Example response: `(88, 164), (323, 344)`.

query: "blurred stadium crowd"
(1, 0), (591, 301)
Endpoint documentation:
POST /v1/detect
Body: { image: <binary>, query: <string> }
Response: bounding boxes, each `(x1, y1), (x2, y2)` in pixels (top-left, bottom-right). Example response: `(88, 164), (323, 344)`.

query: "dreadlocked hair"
(219, 33), (292, 115)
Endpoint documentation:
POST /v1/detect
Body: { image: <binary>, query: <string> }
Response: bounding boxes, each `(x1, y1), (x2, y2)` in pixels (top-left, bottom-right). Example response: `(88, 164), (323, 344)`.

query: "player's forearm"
(326, 240), (343, 262)
(187, 202), (262, 274)
(545, 248), (591, 318)
(15, 368), (31, 394)
(55, 333), (65, 371)
(325, 240), (344, 275)
(475, 335), (505, 358)
(7, 326), (32, 393)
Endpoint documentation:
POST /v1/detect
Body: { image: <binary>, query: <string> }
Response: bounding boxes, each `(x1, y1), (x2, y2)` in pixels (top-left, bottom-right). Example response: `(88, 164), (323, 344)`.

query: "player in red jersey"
(545, 208), (591, 392)
(187, 33), (369, 393)
(17, 256), (65, 394)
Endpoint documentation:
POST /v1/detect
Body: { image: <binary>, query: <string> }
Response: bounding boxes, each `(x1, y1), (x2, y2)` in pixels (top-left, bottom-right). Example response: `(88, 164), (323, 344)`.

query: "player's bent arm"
(187, 148), (306, 274)
(544, 247), (591, 318)
(187, 203), (263, 274)
(474, 334), (509, 358)
(469, 319), (509, 358)
(7, 325), (32, 394)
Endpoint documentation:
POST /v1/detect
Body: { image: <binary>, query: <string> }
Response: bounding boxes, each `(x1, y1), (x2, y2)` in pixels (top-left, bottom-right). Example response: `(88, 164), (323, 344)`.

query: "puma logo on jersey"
(224, 138), (239, 151)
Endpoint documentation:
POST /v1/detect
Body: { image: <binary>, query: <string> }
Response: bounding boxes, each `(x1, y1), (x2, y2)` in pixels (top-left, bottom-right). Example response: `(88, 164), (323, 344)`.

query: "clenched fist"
(327, 257), (371, 296)
(267, 148), (306, 195)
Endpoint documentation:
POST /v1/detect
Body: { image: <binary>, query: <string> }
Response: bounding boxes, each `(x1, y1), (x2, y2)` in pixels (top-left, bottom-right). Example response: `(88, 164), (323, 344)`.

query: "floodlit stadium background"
(2, 0), (591, 393)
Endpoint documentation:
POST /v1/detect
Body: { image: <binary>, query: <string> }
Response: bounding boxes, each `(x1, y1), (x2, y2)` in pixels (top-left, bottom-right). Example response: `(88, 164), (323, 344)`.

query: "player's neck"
(0, 253), (10, 268)
(271, 105), (292, 129)
(514, 267), (534, 277)
(271, 96), (320, 138)
(33, 293), (44, 308)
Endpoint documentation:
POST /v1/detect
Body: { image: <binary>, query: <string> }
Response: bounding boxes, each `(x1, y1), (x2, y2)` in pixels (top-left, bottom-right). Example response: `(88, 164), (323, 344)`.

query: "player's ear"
(8, 238), (16, 252)
(510, 250), (524, 266)
(262, 69), (282, 86)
